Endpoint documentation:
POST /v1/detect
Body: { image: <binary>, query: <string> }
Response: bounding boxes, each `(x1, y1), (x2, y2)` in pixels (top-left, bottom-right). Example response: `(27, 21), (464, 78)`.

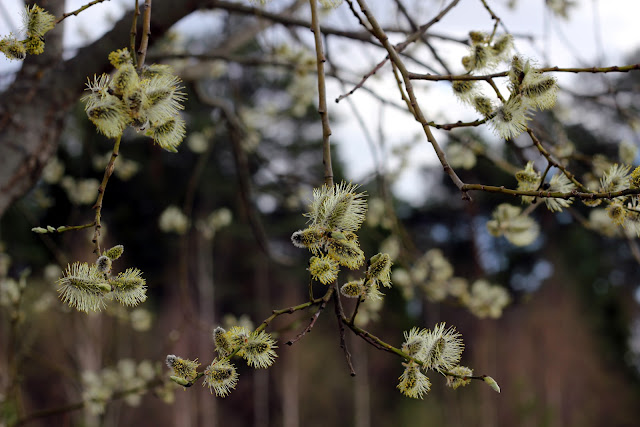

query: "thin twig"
(130, 0), (140, 68)
(286, 285), (334, 345)
(526, 128), (586, 191)
(460, 183), (640, 200)
(355, 0), (469, 200)
(309, 0), (333, 187)
(486, 77), (505, 102)
(308, 276), (314, 301)
(255, 290), (330, 333)
(56, 0), (110, 24)
(337, 0), (461, 103)
(91, 135), (121, 255)
(479, 0), (513, 38)
(390, 62), (415, 116)
(136, 0), (152, 70)
(429, 118), (488, 130)
(408, 63), (640, 81)
(393, 0), (452, 74)
(349, 297), (363, 324)
(333, 282), (356, 376)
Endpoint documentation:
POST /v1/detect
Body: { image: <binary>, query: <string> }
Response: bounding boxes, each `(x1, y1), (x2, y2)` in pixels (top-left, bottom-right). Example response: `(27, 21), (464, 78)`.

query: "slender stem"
(480, 0), (506, 39)
(349, 297), (363, 324)
(91, 135), (121, 255)
(55, 222), (96, 233)
(390, 62), (415, 116)
(343, 317), (407, 357)
(333, 282), (355, 376)
(355, 0), (469, 199)
(286, 286), (334, 345)
(308, 276), (314, 301)
(254, 289), (331, 334)
(460, 183), (640, 200)
(130, 0), (140, 68)
(486, 77), (505, 102)
(309, 0), (333, 187)
(136, 0), (152, 70)
(526, 128), (587, 191)
(409, 63), (640, 81)
(56, 0), (110, 24)
(439, 369), (493, 382)
(393, 0), (452, 74)
(537, 163), (553, 190)
(428, 118), (488, 130)
(337, 0), (461, 103)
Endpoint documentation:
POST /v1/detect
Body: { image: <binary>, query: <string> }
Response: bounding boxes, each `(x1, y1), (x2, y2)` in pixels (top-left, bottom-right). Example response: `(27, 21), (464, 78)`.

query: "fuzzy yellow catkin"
(110, 268), (147, 306)
(368, 253), (392, 287)
(96, 255), (112, 274)
(166, 355), (200, 382)
(203, 359), (238, 397)
(213, 326), (232, 356)
(308, 255), (339, 285)
(326, 237), (364, 269)
(104, 245), (124, 260)
(472, 96), (494, 117)
(291, 226), (325, 253)
(0, 36), (26, 60)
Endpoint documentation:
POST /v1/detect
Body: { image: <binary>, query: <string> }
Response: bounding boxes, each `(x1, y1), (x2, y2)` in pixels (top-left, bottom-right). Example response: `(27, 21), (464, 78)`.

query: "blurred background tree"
(1, 0), (640, 426)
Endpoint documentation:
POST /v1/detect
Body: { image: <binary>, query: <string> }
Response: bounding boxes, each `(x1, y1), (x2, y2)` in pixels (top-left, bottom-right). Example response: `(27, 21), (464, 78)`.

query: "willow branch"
(91, 135), (121, 255)
(56, 0), (110, 24)
(355, 0), (469, 199)
(343, 317), (405, 356)
(344, 318), (493, 384)
(333, 282), (356, 376)
(286, 285), (334, 345)
(309, 0), (333, 187)
(431, 118), (488, 130)
(337, 0), (461, 103)
(349, 297), (363, 324)
(255, 288), (331, 334)
(130, 0), (140, 68)
(460, 184), (640, 200)
(526, 128), (586, 191)
(393, 0), (452, 74)
(409, 63), (640, 81)
(391, 62), (415, 116)
(136, 0), (152, 69)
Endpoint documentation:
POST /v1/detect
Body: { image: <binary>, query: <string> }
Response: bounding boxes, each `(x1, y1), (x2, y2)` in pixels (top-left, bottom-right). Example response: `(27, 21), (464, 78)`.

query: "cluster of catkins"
(56, 245), (147, 312)
(0, 5), (55, 60)
(166, 325), (277, 397)
(452, 31), (558, 140)
(291, 182), (393, 299)
(398, 323), (475, 398)
(82, 48), (186, 152)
